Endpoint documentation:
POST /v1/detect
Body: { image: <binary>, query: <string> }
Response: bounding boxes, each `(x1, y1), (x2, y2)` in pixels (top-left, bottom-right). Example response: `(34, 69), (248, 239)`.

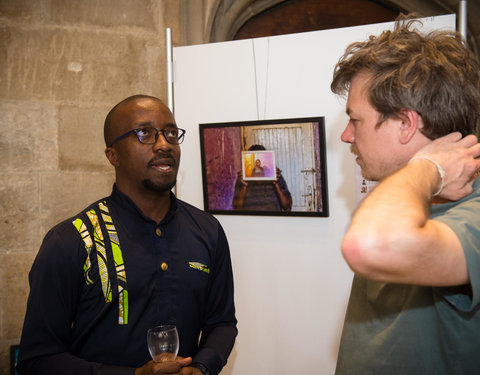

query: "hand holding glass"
(147, 325), (179, 362)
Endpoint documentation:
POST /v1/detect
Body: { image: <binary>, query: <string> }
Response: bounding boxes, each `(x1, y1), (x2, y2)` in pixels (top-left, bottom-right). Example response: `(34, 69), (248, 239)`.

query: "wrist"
(191, 363), (211, 375)
(408, 155), (446, 196)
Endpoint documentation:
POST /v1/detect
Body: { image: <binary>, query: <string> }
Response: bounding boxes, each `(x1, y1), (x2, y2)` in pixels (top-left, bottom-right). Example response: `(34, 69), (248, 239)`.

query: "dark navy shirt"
(18, 185), (237, 375)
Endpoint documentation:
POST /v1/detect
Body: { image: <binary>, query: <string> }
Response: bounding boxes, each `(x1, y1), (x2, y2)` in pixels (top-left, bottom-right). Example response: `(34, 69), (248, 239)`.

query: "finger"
(439, 131), (462, 142)
(153, 361), (182, 373)
(461, 183), (474, 197)
(475, 159), (480, 173)
(468, 172), (479, 184)
(176, 357), (193, 366)
(470, 143), (480, 158)
(458, 133), (478, 147)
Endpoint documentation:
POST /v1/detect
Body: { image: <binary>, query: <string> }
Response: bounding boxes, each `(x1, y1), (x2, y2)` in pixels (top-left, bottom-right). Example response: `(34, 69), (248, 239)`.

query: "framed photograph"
(242, 150), (276, 181)
(199, 117), (329, 217)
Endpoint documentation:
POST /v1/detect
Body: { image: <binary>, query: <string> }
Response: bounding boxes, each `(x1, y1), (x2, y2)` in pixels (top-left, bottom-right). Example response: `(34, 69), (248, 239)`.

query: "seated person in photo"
(251, 159), (265, 177)
(232, 145), (292, 211)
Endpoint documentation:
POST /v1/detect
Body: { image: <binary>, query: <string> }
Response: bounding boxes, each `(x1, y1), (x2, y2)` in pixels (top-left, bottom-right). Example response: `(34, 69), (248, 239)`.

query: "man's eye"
(137, 128), (152, 137)
(166, 129), (179, 137)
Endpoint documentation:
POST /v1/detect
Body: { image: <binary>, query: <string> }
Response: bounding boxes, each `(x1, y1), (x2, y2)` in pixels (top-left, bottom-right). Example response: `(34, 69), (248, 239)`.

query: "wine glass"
(147, 325), (179, 362)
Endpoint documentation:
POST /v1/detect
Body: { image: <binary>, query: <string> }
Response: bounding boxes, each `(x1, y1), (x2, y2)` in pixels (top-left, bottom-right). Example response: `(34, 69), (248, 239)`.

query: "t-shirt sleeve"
(433, 195), (480, 312)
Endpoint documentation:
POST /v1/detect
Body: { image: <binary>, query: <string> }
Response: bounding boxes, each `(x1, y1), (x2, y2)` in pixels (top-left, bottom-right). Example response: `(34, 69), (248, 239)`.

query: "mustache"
(148, 152), (176, 167)
(350, 145), (359, 156)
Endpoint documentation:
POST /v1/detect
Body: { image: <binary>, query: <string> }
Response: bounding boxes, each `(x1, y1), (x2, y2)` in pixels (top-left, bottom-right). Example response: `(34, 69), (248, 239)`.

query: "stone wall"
(0, 1), (184, 372)
(3, 0), (476, 373)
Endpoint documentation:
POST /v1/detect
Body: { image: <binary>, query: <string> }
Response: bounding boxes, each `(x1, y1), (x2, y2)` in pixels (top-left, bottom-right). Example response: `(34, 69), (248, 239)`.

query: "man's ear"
(105, 147), (120, 167)
(397, 109), (421, 145)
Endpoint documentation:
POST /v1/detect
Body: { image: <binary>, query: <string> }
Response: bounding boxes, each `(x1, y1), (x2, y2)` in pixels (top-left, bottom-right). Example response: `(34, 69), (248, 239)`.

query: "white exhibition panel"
(173, 15), (455, 374)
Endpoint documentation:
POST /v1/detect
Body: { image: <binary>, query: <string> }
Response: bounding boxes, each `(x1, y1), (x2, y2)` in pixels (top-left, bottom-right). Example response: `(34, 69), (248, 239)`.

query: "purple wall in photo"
(203, 126), (243, 210)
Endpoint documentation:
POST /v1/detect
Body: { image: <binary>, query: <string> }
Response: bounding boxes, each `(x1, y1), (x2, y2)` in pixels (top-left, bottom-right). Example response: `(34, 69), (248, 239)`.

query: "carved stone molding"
(192, 0), (478, 56)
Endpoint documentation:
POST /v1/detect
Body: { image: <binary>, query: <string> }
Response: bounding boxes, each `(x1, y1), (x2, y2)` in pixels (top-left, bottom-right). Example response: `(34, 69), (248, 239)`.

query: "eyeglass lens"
(136, 127), (184, 144)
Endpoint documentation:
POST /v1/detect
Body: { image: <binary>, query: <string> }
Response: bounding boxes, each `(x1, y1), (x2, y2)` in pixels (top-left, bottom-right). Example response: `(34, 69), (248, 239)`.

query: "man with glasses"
(17, 95), (237, 375)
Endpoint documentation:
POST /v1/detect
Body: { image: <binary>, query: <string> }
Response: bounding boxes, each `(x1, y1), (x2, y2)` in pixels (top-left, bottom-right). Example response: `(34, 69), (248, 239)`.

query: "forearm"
(273, 184), (292, 211)
(194, 226), (237, 375)
(353, 159), (437, 230)
(17, 353), (135, 375)
(193, 325), (237, 375)
(342, 159), (443, 282)
(232, 186), (246, 209)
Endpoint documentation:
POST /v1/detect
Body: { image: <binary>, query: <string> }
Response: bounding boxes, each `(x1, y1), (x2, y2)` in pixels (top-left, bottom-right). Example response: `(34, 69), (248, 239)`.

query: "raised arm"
(342, 132), (480, 286)
(273, 168), (292, 211)
(232, 171), (248, 209)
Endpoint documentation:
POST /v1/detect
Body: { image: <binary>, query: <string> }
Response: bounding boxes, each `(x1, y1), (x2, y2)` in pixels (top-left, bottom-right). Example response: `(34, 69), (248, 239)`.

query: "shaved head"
(104, 95), (167, 147)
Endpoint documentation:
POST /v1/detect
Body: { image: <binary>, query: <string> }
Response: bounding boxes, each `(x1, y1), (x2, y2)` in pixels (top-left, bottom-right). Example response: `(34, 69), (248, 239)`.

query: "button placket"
(155, 226), (168, 272)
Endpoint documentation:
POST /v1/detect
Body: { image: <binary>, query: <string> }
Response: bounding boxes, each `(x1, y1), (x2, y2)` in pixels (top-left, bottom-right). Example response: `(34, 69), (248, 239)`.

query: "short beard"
(142, 178), (176, 193)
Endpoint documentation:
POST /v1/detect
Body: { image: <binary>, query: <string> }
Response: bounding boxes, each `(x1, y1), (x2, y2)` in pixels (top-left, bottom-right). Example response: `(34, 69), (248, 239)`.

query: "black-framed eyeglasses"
(109, 126), (186, 147)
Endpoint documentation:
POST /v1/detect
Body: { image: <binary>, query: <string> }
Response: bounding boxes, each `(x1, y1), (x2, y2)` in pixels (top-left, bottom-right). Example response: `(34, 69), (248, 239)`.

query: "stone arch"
(207, 0), (285, 42)
(205, 0), (478, 56)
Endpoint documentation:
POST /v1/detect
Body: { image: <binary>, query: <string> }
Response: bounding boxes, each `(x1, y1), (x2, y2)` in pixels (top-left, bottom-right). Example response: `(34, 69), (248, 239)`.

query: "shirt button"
(155, 228), (162, 237)
(161, 262), (168, 271)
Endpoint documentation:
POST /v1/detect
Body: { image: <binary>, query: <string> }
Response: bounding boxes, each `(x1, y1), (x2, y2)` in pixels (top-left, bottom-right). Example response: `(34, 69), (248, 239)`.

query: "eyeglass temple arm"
(108, 130), (135, 147)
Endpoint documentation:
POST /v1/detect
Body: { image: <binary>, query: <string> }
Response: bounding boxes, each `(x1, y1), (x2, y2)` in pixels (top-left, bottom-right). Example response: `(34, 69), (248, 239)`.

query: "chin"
(360, 170), (380, 182)
(142, 179), (177, 193)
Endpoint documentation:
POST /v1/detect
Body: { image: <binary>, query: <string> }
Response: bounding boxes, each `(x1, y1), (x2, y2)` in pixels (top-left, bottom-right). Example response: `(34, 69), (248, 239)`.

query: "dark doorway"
(234, 0), (405, 40)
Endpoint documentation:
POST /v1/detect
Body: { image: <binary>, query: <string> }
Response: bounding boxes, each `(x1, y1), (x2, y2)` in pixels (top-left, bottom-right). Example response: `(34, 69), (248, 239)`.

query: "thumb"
(176, 356), (193, 366)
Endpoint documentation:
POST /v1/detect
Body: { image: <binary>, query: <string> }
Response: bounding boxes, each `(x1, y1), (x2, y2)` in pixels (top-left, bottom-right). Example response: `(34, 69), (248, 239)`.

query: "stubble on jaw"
(141, 178), (177, 193)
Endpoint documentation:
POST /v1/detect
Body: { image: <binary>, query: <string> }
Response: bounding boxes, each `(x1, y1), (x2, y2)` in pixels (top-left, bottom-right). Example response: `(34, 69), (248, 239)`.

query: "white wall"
(173, 15), (455, 374)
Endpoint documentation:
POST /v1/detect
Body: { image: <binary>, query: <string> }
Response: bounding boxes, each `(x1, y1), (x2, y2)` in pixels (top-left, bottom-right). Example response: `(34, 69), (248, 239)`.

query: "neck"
(116, 183), (172, 224)
(137, 191), (172, 225)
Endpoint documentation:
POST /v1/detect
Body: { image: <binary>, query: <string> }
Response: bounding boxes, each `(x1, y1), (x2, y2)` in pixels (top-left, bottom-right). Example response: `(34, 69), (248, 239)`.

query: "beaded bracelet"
(408, 155), (446, 196)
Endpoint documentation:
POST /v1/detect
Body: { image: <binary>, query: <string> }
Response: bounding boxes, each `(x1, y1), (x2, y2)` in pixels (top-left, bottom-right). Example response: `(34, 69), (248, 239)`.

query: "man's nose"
(152, 131), (171, 151)
(341, 121), (355, 143)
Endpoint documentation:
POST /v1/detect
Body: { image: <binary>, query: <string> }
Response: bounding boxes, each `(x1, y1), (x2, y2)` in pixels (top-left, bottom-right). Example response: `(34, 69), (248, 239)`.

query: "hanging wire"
(251, 38), (271, 120)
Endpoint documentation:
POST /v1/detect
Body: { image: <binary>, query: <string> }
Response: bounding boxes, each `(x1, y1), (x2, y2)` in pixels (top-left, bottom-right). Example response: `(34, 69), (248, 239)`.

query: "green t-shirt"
(336, 178), (480, 374)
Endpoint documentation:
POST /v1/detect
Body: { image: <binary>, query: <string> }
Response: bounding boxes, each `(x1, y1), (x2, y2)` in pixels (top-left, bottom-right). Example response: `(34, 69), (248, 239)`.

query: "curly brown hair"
(331, 16), (480, 139)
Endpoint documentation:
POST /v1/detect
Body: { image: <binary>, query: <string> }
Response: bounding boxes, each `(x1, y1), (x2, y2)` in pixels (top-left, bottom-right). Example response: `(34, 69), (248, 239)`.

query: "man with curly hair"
(331, 17), (480, 374)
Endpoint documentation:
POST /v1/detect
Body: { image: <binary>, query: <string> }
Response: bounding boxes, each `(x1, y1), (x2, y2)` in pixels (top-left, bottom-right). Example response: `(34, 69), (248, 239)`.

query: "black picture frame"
(199, 117), (329, 217)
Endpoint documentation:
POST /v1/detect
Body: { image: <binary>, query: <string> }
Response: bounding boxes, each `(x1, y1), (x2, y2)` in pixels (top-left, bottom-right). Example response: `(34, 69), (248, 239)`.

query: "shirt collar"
(110, 183), (178, 225)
